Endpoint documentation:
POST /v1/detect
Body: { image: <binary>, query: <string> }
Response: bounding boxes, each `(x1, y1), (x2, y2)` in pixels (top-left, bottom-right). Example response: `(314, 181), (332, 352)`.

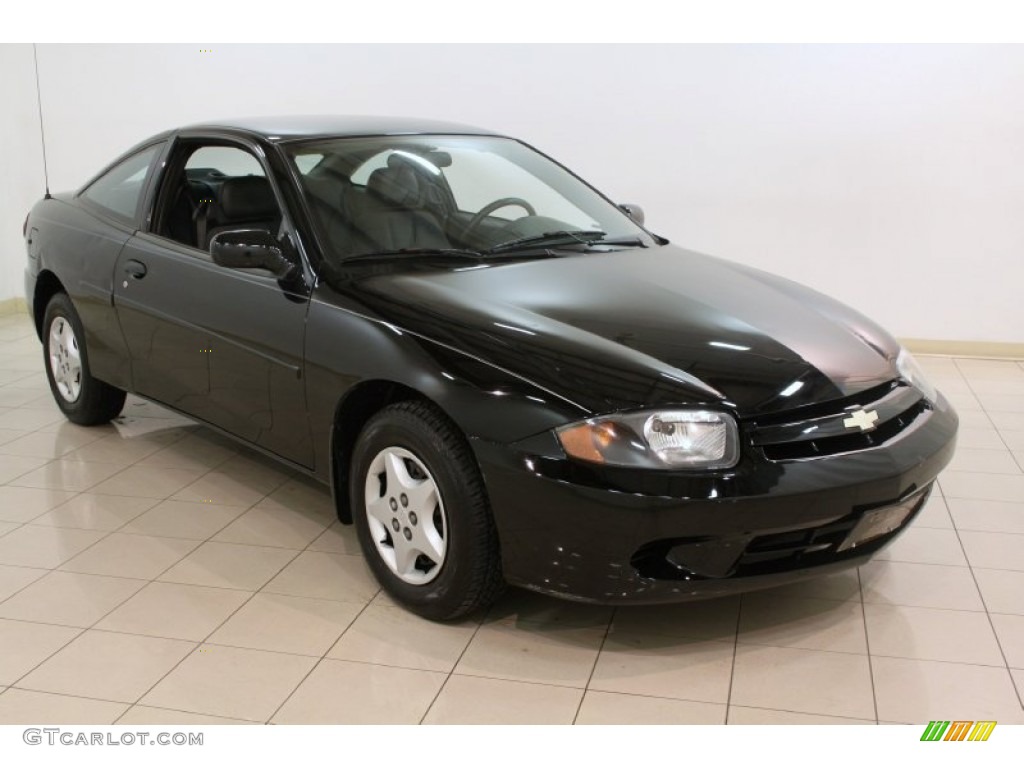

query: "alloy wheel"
(48, 315), (82, 403)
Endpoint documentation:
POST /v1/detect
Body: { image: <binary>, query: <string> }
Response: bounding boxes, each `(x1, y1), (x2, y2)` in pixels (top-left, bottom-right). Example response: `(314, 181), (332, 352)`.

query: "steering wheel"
(464, 197), (537, 237)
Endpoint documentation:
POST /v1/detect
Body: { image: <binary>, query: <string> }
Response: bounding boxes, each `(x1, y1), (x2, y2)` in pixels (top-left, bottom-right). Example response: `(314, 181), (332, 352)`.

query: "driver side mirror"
(210, 229), (296, 279)
(619, 203), (645, 227)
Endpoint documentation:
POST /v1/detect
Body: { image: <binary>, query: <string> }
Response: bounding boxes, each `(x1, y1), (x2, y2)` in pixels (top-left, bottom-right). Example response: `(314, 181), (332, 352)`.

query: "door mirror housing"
(210, 229), (296, 279)
(619, 203), (645, 227)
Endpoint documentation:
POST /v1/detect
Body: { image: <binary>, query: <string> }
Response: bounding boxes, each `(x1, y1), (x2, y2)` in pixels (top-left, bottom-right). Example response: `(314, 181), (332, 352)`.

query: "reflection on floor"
(0, 311), (1022, 724)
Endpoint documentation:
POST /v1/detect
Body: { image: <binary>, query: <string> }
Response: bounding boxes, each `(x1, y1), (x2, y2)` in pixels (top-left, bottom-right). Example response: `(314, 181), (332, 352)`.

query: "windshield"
(283, 135), (653, 262)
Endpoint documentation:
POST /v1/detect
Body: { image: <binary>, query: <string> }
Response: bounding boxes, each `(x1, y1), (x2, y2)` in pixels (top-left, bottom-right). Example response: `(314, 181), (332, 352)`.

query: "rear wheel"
(42, 293), (126, 425)
(350, 401), (504, 620)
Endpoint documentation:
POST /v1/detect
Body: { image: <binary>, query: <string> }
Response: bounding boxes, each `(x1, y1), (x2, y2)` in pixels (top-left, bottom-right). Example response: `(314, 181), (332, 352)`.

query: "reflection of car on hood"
(23, 116), (958, 620)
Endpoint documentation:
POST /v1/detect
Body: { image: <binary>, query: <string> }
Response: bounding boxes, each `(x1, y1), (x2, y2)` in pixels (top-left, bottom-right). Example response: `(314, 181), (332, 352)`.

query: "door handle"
(124, 259), (148, 279)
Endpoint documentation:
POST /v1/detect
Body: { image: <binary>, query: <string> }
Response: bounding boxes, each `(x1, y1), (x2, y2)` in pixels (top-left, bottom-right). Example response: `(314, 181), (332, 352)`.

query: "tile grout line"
(947, 521), (1024, 706)
(856, 567), (881, 724)
(0, 415), (198, 565)
(104, 483), (255, 542)
(0, 495), (166, 544)
(593, 689), (876, 721)
(570, 605), (615, 725)
(947, 359), (1024, 712)
(722, 593), (743, 725)
(414, 604), (493, 725)
(213, 509), (368, 725)
(122, 534), (310, 723)
(5, 350), (1024, 723)
(6, 607), (1014, 670)
(5, 571), (151, 691)
(263, 593), (377, 725)
(950, 359), (997, 431)
(0, 516), (124, 603)
(0, 419), (99, 530)
(0, 414), (200, 647)
(0, 564), (50, 600)
(5, 412), (191, 473)
(5, 684), (141, 712)
(112, 699), (263, 724)
(582, 684), (729, 707)
(994, 419), (1024, 473)
(6, 413), (282, 514)
(6, 536), (1015, 720)
(1, 624), (88, 694)
(0, 407), (306, 722)
(0, 426), (107, 462)
(15, 437), (294, 592)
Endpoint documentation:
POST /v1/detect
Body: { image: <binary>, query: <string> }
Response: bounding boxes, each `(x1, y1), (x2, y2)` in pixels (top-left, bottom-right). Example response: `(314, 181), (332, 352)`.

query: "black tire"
(42, 293), (126, 426)
(350, 400), (504, 621)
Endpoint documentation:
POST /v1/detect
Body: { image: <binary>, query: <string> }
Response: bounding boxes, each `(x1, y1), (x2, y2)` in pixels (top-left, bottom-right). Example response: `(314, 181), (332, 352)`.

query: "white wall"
(0, 44), (47, 303)
(6, 44), (1024, 343)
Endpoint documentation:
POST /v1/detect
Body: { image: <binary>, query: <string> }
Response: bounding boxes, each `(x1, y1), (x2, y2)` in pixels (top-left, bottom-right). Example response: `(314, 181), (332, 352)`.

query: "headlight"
(896, 348), (938, 401)
(556, 409), (739, 470)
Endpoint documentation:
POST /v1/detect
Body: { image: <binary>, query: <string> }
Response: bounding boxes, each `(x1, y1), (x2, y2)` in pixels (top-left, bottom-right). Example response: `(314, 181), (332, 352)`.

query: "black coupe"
(23, 116), (957, 619)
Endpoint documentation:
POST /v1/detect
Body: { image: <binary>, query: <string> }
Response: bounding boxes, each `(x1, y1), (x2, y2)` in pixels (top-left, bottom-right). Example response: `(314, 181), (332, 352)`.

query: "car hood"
(347, 245), (901, 417)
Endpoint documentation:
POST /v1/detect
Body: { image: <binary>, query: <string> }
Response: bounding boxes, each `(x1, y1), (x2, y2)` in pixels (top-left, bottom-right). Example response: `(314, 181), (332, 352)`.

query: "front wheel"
(42, 293), (126, 425)
(350, 401), (504, 620)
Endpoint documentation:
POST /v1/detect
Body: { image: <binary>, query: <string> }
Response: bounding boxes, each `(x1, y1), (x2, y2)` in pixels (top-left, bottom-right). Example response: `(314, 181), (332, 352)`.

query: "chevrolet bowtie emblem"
(843, 409), (879, 432)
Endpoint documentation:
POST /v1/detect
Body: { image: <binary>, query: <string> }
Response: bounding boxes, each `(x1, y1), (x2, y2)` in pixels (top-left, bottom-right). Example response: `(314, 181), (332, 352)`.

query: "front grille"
(729, 484), (931, 576)
(630, 484), (932, 581)
(748, 380), (929, 461)
(761, 399), (929, 461)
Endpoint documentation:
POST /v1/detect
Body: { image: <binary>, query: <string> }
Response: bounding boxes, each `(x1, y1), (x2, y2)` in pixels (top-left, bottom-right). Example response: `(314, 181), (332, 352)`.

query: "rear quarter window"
(80, 144), (162, 224)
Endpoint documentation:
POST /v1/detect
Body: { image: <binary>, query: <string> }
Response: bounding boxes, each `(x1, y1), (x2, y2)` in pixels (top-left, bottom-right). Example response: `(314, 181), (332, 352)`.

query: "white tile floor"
(0, 310), (1022, 725)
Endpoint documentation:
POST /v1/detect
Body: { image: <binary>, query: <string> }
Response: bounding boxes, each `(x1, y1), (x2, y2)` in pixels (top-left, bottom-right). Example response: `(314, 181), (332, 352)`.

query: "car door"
(55, 141), (166, 393)
(113, 135), (314, 467)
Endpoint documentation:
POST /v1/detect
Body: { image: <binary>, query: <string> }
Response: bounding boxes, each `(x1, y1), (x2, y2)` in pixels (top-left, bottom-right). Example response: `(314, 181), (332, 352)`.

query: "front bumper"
(472, 394), (958, 604)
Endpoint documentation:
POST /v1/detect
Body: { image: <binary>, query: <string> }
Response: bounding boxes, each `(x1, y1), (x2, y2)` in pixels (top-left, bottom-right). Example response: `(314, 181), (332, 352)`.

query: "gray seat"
(352, 159), (451, 252)
(203, 176), (281, 250)
(304, 170), (367, 256)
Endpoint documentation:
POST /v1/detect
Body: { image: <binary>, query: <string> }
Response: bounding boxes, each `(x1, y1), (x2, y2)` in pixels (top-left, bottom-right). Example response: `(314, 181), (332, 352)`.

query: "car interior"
(301, 150), (471, 256)
(153, 141), (580, 263)
(154, 146), (285, 253)
(298, 147), (576, 258)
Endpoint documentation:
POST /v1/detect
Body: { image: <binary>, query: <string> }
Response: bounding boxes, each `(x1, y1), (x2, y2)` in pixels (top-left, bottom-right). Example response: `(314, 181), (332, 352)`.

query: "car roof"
(178, 115), (502, 142)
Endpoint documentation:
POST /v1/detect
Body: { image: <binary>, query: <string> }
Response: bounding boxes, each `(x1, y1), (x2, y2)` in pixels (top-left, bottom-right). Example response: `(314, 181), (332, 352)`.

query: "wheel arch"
(32, 270), (66, 339)
(330, 379), (460, 525)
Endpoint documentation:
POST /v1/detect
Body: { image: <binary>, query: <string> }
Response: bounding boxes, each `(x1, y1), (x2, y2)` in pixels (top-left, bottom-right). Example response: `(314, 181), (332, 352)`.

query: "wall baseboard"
(900, 337), (1024, 360)
(0, 298), (28, 317)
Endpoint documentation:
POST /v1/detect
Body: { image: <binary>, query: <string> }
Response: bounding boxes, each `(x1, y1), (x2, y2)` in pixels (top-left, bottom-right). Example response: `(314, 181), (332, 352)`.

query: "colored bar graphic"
(967, 722), (997, 742)
(920, 720), (996, 742)
(944, 721), (973, 741)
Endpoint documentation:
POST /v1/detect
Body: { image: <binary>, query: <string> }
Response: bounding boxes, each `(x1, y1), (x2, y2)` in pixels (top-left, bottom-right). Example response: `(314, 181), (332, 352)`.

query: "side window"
(155, 143), (284, 252)
(80, 144), (161, 223)
(186, 146), (265, 177)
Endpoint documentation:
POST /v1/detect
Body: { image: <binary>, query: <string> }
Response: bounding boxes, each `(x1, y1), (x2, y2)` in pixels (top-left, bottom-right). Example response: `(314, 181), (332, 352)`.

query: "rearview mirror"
(619, 203), (645, 227)
(210, 230), (295, 279)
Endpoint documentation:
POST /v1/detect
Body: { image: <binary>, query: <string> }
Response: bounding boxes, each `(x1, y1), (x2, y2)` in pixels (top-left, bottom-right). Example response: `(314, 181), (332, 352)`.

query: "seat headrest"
(219, 176), (278, 219)
(366, 165), (424, 208)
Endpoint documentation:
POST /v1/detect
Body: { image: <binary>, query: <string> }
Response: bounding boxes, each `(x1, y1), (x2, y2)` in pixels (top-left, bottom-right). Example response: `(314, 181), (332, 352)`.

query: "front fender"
(304, 294), (588, 483)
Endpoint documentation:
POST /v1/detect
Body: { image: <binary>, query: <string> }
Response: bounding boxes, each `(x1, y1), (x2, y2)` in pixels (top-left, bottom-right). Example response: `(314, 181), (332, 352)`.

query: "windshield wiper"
(591, 236), (648, 248)
(486, 230), (648, 255)
(338, 233), (648, 265)
(341, 247), (483, 264)
(486, 230), (607, 255)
